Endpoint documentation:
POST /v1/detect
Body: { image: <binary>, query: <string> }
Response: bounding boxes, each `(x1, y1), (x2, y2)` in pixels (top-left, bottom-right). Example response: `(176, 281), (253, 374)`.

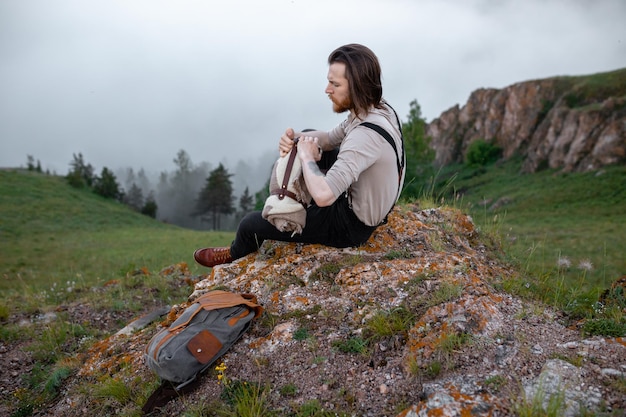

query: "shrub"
(465, 139), (502, 167)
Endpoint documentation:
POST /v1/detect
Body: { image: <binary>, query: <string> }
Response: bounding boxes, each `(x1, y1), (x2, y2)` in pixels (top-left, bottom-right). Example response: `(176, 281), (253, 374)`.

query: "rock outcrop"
(47, 205), (626, 416)
(427, 68), (626, 173)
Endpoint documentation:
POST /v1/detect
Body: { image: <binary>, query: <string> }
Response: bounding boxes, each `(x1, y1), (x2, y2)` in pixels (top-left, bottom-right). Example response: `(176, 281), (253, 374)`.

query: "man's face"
(325, 62), (351, 114)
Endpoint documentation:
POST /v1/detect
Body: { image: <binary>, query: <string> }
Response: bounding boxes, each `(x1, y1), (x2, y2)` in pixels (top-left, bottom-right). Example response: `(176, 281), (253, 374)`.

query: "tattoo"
(307, 161), (325, 177)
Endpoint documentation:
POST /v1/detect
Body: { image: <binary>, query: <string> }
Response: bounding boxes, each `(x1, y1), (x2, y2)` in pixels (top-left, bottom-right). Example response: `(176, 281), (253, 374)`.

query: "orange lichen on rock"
(406, 292), (505, 366)
(398, 381), (504, 417)
(294, 296), (309, 306)
(160, 262), (189, 277)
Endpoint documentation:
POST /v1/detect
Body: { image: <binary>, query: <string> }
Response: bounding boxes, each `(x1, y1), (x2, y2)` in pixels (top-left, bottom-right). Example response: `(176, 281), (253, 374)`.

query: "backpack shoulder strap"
(142, 378), (201, 414)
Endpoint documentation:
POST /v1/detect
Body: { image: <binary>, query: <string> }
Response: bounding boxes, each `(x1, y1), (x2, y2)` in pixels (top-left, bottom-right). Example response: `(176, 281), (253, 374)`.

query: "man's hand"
(297, 136), (322, 162)
(279, 128), (296, 157)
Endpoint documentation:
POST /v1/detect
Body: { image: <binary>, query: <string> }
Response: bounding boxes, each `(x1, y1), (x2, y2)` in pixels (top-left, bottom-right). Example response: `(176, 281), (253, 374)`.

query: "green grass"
(1, 158), (624, 415)
(0, 169), (234, 294)
(426, 161), (626, 294)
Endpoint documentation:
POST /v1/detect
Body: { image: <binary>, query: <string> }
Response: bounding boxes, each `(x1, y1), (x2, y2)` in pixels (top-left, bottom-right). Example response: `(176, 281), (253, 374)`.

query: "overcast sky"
(1, 0), (625, 177)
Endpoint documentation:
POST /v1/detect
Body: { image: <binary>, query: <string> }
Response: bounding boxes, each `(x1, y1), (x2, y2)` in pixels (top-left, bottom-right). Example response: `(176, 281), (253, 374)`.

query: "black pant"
(230, 149), (378, 260)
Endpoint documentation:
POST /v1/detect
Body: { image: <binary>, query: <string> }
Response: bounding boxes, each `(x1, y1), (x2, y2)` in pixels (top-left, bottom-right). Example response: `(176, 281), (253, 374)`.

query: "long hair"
(328, 44), (383, 117)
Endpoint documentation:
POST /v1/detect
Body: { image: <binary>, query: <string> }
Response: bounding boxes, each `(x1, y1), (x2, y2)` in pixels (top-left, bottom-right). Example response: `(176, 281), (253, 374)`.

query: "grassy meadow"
(424, 160), (626, 311)
(0, 169), (234, 295)
(2, 161), (624, 309)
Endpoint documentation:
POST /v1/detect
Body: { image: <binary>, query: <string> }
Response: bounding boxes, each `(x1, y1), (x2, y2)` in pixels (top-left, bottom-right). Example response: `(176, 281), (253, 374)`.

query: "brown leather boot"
(193, 247), (233, 268)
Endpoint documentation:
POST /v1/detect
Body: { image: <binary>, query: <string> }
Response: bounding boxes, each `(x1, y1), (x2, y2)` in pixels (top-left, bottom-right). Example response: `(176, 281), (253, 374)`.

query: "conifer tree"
(238, 186), (254, 219)
(401, 100), (435, 198)
(195, 163), (234, 230)
(124, 183), (144, 211)
(66, 153), (95, 188)
(93, 167), (122, 200)
(141, 191), (158, 218)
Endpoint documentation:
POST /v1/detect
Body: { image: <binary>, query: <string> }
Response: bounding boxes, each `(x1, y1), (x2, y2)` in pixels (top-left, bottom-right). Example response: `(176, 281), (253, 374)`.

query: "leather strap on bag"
(270, 137), (307, 208)
(142, 379), (201, 415)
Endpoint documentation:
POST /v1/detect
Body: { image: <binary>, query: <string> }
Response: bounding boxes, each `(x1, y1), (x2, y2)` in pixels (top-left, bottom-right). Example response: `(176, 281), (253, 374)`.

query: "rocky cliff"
(45, 205), (625, 416)
(427, 68), (626, 173)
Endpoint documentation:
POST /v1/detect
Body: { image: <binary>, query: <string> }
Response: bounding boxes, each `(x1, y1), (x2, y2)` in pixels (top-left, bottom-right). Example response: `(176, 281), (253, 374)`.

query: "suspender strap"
(360, 122), (403, 186)
(359, 106), (405, 224)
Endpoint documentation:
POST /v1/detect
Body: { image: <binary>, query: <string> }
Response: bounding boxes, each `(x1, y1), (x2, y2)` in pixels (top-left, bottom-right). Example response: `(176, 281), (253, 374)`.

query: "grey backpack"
(144, 290), (263, 390)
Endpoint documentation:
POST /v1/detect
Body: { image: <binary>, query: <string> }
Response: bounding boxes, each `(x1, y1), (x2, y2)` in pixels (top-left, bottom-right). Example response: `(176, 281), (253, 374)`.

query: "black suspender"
(358, 105), (405, 223)
(360, 122), (404, 186)
(360, 102), (405, 187)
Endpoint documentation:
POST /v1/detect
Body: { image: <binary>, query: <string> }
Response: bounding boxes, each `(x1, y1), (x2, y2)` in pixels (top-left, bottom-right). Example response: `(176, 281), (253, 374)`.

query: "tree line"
(26, 99), (434, 231)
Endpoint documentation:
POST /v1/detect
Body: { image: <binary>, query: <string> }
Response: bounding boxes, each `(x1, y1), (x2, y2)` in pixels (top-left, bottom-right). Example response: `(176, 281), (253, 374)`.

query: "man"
(194, 43), (405, 268)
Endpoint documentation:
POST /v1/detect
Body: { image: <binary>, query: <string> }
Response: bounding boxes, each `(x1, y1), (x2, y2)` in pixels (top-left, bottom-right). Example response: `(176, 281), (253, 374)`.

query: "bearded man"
(194, 43), (405, 267)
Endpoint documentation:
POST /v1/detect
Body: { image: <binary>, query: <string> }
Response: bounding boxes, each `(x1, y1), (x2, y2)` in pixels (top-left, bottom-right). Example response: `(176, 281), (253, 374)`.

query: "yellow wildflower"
(215, 362), (227, 384)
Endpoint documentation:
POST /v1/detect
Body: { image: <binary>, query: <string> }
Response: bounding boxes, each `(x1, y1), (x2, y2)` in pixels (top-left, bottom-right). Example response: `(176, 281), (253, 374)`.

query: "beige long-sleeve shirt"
(325, 101), (405, 226)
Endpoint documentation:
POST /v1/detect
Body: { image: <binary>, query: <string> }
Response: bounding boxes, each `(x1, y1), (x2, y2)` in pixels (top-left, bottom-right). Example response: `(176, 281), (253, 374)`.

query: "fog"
(1, 0), (625, 192)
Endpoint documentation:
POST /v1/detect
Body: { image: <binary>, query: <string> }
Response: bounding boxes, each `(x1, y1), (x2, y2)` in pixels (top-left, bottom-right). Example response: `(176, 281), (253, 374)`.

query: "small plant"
(284, 305), (322, 323)
(0, 303), (9, 321)
(0, 322), (26, 343)
(608, 374), (626, 396)
(309, 255), (362, 284)
(220, 380), (272, 417)
(406, 356), (420, 377)
(43, 365), (73, 396)
(405, 356), (443, 379)
(439, 331), (471, 353)
(513, 384), (567, 417)
(9, 402), (34, 417)
(427, 230), (446, 252)
(331, 336), (368, 354)
(424, 361), (442, 378)
(257, 311), (280, 335)
(312, 356), (326, 365)
(364, 306), (414, 341)
(92, 376), (132, 405)
(295, 399), (323, 416)
(427, 281), (464, 307)
(310, 262), (342, 284)
(279, 383), (298, 397)
(550, 353), (584, 367)
(26, 319), (91, 364)
(483, 375), (506, 392)
(293, 327), (310, 341)
(582, 318), (626, 337)
(403, 274), (428, 290)
(384, 248), (412, 260)
(283, 274), (306, 288)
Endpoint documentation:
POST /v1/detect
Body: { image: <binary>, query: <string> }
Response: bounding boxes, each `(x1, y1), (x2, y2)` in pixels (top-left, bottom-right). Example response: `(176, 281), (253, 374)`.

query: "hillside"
(0, 171), (623, 416)
(36, 205), (626, 416)
(0, 169), (233, 292)
(433, 161), (626, 292)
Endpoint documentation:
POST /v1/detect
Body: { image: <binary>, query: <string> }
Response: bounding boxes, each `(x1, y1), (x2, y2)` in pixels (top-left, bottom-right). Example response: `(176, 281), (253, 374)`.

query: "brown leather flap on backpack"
(187, 330), (222, 364)
(197, 290), (264, 318)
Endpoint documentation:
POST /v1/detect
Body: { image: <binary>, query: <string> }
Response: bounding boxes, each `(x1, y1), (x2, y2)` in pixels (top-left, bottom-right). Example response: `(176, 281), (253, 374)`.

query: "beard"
(330, 95), (352, 114)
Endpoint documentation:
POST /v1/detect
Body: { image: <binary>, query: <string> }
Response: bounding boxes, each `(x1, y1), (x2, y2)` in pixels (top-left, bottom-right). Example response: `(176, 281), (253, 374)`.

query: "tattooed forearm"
(307, 161), (325, 177)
